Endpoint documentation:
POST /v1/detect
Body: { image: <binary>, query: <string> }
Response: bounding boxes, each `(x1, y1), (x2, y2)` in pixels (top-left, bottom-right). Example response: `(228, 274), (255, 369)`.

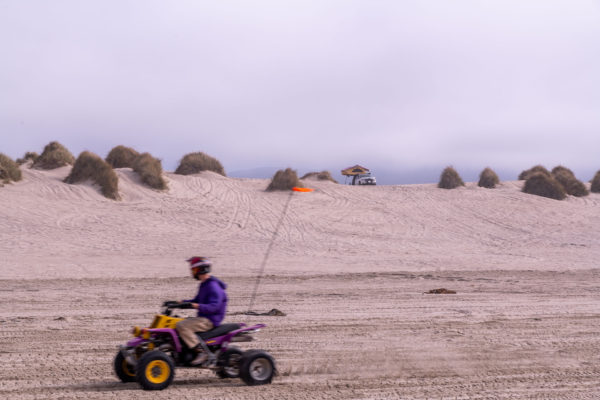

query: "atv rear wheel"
(136, 350), (175, 390)
(114, 350), (136, 383)
(216, 346), (243, 379)
(239, 349), (276, 385)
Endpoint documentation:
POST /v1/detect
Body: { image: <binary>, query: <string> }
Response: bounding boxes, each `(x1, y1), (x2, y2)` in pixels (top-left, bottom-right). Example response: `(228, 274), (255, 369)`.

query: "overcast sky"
(1, 1), (599, 182)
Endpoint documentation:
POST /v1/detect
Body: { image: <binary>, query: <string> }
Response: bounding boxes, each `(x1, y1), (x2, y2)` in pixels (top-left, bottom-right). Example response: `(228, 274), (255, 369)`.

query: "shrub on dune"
(267, 168), (302, 191)
(64, 151), (120, 200)
(300, 170), (338, 183)
(32, 141), (75, 170)
(438, 166), (464, 189)
(591, 171), (600, 193)
(0, 166), (7, 185)
(552, 169), (588, 197)
(0, 153), (22, 184)
(175, 152), (226, 176)
(551, 165), (575, 177)
(132, 153), (167, 190)
(522, 172), (566, 200)
(518, 165), (550, 181)
(106, 145), (140, 168)
(16, 152), (39, 165)
(478, 167), (499, 188)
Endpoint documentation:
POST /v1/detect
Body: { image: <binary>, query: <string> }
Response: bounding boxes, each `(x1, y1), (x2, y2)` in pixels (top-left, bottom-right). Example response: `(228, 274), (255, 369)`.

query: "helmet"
(187, 256), (211, 277)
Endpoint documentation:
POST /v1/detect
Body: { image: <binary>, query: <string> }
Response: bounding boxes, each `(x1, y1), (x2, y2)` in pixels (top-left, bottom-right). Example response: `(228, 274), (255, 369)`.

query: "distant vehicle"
(355, 173), (376, 185)
(341, 164), (377, 185)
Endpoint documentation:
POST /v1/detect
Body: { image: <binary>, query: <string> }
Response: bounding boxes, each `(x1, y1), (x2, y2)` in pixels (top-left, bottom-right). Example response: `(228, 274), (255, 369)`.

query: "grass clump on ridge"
(300, 171), (338, 183)
(175, 152), (226, 176)
(32, 141), (75, 170)
(132, 153), (167, 190)
(591, 171), (600, 193)
(267, 168), (302, 191)
(478, 167), (499, 188)
(551, 167), (588, 197)
(522, 172), (566, 200)
(64, 151), (120, 200)
(518, 165), (550, 181)
(438, 166), (464, 189)
(16, 152), (39, 165)
(106, 145), (140, 168)
(551, 165), (575, 177)
(0, 153), (22, 184)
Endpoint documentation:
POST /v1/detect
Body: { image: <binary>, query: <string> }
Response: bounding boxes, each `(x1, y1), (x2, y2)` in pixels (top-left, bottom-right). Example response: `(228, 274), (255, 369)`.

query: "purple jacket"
(184, 276), (228, 327)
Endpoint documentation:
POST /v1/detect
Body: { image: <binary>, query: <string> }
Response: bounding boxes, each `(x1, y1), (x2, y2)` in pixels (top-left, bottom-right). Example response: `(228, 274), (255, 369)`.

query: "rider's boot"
(190, 345), (208, 366)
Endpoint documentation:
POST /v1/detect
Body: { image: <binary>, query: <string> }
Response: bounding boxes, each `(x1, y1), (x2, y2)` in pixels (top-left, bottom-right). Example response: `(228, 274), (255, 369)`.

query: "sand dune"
(1, 168), (599, 399)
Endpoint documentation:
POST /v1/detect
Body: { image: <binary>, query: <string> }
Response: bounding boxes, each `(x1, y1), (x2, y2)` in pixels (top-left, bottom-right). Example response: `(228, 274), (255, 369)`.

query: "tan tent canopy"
(341, 165), (370, 176)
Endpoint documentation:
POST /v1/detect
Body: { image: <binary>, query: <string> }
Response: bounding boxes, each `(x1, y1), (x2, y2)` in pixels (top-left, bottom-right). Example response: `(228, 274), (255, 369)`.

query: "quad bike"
(114, 301), (276, 390)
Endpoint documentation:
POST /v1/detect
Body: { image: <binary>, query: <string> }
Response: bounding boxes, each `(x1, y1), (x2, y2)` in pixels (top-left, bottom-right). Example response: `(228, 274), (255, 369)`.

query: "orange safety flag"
(292, 187), (314, 192)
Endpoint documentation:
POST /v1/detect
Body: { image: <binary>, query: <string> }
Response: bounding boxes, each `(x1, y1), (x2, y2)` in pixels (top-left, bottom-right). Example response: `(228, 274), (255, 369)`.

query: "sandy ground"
(1, 167), (599, 399)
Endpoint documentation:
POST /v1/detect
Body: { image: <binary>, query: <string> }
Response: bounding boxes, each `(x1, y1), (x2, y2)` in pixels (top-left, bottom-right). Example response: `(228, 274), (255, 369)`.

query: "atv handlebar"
(162, 301), (193, 309)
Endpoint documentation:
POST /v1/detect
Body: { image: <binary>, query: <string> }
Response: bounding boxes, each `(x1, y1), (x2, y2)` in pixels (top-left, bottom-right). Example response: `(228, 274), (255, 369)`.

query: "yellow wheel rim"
(122, 358), (135, 377)
(145, 360), (170, 384)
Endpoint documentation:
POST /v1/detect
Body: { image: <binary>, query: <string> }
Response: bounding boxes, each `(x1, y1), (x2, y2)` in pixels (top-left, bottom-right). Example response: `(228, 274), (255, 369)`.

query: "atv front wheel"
(239, 349), (276, 385)
(136, 350), (175, 390)
(216, 346), (243, 379)
(114, 350), (136, 382)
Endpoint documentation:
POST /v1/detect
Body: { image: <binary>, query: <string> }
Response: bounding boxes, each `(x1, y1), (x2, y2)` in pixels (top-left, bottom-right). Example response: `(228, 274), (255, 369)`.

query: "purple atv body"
(114, 302), (276, 390)
(125, 323), (266, 353)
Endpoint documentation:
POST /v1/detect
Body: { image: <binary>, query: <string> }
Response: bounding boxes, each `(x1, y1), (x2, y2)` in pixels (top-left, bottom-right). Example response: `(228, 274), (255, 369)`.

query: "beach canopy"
(341, 165), (370, 176)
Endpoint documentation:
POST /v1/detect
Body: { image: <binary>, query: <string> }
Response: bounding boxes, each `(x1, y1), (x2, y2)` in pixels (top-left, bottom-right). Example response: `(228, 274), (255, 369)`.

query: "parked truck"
(341, 165), (377, 185)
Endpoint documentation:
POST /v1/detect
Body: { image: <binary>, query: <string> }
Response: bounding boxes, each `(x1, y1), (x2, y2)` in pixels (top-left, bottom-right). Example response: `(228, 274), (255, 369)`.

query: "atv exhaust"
(231, 336), (252, 342)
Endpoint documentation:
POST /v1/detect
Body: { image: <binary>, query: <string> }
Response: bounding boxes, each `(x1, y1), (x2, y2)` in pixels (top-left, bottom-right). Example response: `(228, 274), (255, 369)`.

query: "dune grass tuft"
(478, 167), (499, 188)
(64, 151), (120, 200)
(267, 168), (302, 191)
(106, 145), (140, 168)
(33, 141), (75, 170)
(175, 152), (226, 176)
(0, 153), (22, 184)
(0, 166), (7, 185)
(132, 153), (167, 190)
(438, 166), (464, 189)
(552, 168), (588, 197)
(551, 165), (575, 177)
(300, 170), (338, 183)
(518, 165), (550, 181)
(522, 172), (566, 200)
(591, 171), (600, 193)
(16, 152), (39, 165)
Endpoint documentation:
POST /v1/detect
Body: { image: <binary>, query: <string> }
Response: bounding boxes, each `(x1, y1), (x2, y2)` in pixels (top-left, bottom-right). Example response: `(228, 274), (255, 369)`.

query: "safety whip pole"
(247, 191), (294, 313)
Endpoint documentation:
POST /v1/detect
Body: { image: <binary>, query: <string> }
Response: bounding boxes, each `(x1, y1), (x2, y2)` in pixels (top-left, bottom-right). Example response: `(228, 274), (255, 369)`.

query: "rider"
(176, 256), (228, 366)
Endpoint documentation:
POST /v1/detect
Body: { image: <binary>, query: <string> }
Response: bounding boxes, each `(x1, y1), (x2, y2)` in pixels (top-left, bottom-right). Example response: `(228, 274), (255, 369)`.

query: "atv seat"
(196, 323), (241, 340)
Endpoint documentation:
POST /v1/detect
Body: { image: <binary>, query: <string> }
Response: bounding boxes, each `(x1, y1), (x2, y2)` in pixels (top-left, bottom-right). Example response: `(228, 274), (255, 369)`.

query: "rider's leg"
(175, 317), (214, 365)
